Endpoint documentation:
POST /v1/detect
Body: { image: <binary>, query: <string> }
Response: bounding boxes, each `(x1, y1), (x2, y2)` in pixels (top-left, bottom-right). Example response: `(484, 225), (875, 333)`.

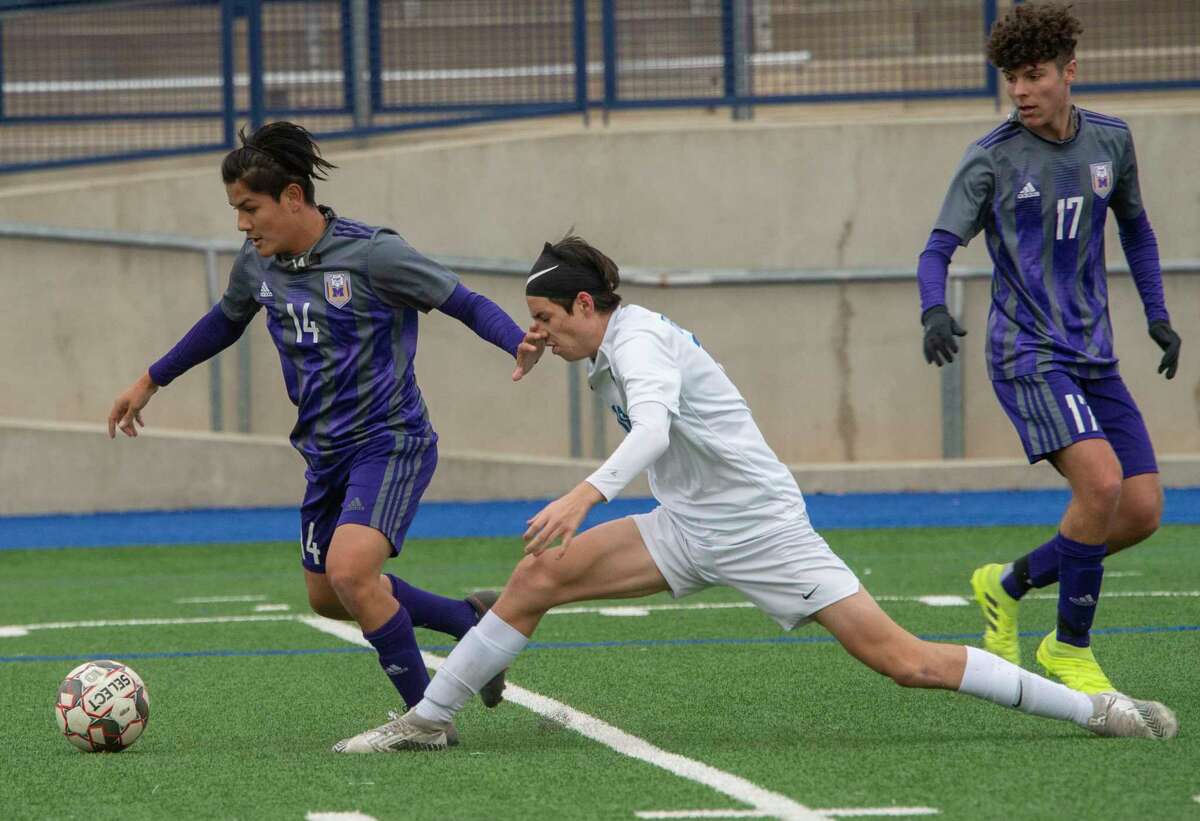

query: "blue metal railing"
(0, 0), (1196, 174)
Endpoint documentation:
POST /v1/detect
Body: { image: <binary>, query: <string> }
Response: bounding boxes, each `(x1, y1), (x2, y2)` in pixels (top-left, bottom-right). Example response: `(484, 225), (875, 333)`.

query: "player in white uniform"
(333, 236), (1176, 753)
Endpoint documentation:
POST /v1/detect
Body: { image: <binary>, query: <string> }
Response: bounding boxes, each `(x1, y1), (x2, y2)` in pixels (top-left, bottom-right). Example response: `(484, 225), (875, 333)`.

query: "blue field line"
(3, 488), (1200, 550)
(4, 623), (1198, 665)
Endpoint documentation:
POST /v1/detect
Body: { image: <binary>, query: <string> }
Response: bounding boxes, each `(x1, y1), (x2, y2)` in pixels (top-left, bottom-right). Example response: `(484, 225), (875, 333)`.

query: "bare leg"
(304, 566), (393, 621)
(494, 517), (672, 636)
(417, 517), (670, 723)
(1106, 472), (1163, 553)
(814, 587), (967, 688)
(815, 588), (1094, 726)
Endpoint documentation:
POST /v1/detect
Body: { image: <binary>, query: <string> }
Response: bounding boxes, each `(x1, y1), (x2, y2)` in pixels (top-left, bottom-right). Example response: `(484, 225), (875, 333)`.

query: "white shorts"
(632, 506), (860, 630)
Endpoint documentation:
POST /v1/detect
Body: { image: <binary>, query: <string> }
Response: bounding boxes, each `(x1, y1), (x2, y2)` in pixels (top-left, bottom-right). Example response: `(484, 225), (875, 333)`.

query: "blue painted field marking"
(3, 488), (1199, 550)
(5, 623), (1198, 665)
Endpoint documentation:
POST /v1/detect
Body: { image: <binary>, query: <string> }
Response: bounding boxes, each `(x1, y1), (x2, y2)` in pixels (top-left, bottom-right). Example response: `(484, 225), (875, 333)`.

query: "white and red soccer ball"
(55, 660), (150, 752)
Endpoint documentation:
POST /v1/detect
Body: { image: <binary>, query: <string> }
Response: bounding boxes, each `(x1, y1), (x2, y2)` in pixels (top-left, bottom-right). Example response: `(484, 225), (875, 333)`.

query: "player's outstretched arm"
(512, 327), (547, 382)
(107, 373), (159, 439)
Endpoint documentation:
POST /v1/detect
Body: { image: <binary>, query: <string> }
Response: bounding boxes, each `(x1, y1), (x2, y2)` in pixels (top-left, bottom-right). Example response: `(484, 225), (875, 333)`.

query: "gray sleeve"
(218, 244), (262, 323)
(366, 230), (460, 313)
(1109, 131), (1145, 221)
(933, 143), (994, 246)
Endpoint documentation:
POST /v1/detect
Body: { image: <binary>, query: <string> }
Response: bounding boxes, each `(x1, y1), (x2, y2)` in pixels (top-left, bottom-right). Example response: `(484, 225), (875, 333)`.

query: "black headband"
(524, 243), (607, 299)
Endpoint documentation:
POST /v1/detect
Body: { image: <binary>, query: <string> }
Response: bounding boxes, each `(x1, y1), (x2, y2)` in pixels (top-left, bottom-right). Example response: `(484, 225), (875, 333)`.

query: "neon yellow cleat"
(1036, 631), (1116, 694)
(970, 563), (1021, 666)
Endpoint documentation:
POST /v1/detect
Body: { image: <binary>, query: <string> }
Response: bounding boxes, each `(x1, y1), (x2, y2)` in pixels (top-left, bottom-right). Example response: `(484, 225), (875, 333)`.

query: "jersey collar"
(586, 303), (627, 388)
(275, 205), (338, 272)
(1010, 104), (1081, 145)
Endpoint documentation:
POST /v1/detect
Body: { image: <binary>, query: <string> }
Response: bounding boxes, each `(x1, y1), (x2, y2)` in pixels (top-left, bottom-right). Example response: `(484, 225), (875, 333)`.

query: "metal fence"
(1, 0), (1197, 173)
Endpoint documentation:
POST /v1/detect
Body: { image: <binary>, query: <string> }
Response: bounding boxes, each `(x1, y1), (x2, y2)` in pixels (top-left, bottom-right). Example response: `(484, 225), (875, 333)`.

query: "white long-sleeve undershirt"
(584, 401), (671, 501)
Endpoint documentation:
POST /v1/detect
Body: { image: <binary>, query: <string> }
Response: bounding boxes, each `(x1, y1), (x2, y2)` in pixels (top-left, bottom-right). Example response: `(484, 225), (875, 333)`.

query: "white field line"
(811, 811), (938, 818)
(3, 589), (1199, 637)
(300, 615), (827, 821)
(177, 595), (267, 604)
(0, 614), (299, 638)
(550, 590), (1200, 617)
(638, 810), (938, 819)
(305, 813), (379, 821)
(253, 604), (291, 612)
(637, 813), (771, 819)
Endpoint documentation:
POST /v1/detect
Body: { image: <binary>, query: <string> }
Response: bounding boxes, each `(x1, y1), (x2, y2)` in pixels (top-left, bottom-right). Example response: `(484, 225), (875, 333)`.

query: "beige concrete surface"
(5, 418), (1198, 516)
(1, 95), (1198, 474)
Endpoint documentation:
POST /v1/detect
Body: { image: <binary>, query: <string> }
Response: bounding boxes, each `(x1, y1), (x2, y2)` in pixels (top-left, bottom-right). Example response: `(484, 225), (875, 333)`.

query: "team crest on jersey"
(323, 272), (352, 309)
(1090, 162), (1113, 198)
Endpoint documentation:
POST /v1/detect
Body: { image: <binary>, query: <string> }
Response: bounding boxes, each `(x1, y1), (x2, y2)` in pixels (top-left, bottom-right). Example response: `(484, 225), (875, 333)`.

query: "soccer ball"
(55, 660), (150, 752)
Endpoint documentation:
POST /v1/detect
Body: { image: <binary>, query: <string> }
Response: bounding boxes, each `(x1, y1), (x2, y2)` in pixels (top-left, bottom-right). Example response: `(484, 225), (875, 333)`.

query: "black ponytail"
(221, 121), (336, 203)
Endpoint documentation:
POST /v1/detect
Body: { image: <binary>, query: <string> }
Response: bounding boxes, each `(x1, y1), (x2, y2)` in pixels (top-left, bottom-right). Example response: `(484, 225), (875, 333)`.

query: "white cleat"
(1086, 692), (1178, 740)
(332, 709), (457, 753)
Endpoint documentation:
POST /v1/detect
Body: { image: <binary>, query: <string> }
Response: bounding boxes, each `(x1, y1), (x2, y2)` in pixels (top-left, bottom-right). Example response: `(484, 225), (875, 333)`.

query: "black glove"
(1148, 320), (1181, 379)
(922, 305), (967, 366)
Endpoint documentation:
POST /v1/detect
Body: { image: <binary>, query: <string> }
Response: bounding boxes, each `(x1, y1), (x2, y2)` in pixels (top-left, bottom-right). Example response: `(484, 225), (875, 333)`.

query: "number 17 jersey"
(934, 107), (1145, 381)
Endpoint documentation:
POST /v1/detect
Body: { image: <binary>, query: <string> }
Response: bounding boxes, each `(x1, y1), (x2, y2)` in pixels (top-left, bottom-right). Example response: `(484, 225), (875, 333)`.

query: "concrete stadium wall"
(7, 418), (1200, 517)
(2, 100), (1198, 496)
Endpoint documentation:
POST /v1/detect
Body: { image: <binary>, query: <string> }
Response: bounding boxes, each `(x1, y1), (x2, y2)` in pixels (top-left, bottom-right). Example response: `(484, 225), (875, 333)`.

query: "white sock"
(958, 646), (1093, 726)
(415, 611), (529, 724)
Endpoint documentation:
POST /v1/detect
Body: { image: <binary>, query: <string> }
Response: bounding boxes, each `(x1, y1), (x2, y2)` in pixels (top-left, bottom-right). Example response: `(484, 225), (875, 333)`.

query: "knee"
(1123, 498), (1162, 544)
(325, 557), (374, 605)
(505, 556), (569, 611)
(1081, 472), (1123, 516)
(1123, 487), (1161, 544)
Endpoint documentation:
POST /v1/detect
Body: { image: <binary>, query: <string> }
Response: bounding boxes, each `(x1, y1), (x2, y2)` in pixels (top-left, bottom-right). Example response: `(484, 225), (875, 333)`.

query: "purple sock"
(363, 605), (430, 708)
(1000, 536), (1061, 600)
(387, 574), (477, 640)
(1054, 534), (1106, 648)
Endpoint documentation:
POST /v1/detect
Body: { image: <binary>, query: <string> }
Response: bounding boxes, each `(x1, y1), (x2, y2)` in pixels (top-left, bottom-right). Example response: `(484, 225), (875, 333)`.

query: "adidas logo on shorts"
(345, 497), (365, 512)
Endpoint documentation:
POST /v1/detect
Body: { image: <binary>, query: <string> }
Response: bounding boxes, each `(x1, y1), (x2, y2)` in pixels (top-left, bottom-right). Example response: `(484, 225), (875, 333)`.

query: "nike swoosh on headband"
(526, 264), (559, 284)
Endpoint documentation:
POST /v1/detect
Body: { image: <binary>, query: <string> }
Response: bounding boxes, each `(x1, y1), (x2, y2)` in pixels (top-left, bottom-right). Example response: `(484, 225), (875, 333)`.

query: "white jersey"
(587, 303), (808, 542)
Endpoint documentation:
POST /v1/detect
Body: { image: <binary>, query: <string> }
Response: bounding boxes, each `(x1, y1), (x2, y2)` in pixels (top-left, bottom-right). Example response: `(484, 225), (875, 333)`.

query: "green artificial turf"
(2, 526), (1197, 820)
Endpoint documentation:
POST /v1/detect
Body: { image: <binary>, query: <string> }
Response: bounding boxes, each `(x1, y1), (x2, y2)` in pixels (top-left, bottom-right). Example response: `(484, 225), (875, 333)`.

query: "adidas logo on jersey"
(1016, 181), (1041, 200)
(345, 497), (365, 512)
(259, 281), (274, 298)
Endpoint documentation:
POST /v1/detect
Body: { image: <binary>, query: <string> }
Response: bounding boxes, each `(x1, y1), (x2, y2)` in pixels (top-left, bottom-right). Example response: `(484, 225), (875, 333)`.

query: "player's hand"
(1148, 320), (1181, 380)
(523, 481), (603, 558)
(512, 327), (547, 382)
(922, 305), (967, 366)
(107, 373), (159, 438)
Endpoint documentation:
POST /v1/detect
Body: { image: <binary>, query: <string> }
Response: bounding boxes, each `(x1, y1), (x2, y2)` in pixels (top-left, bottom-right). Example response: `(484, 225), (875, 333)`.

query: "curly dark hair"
(986, 2), (1083, 71)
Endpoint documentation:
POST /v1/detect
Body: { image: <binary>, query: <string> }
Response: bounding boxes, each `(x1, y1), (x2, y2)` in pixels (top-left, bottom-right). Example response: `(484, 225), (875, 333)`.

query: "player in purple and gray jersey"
(916, 3), (1181, 695)
(108, 122), (544, 746)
